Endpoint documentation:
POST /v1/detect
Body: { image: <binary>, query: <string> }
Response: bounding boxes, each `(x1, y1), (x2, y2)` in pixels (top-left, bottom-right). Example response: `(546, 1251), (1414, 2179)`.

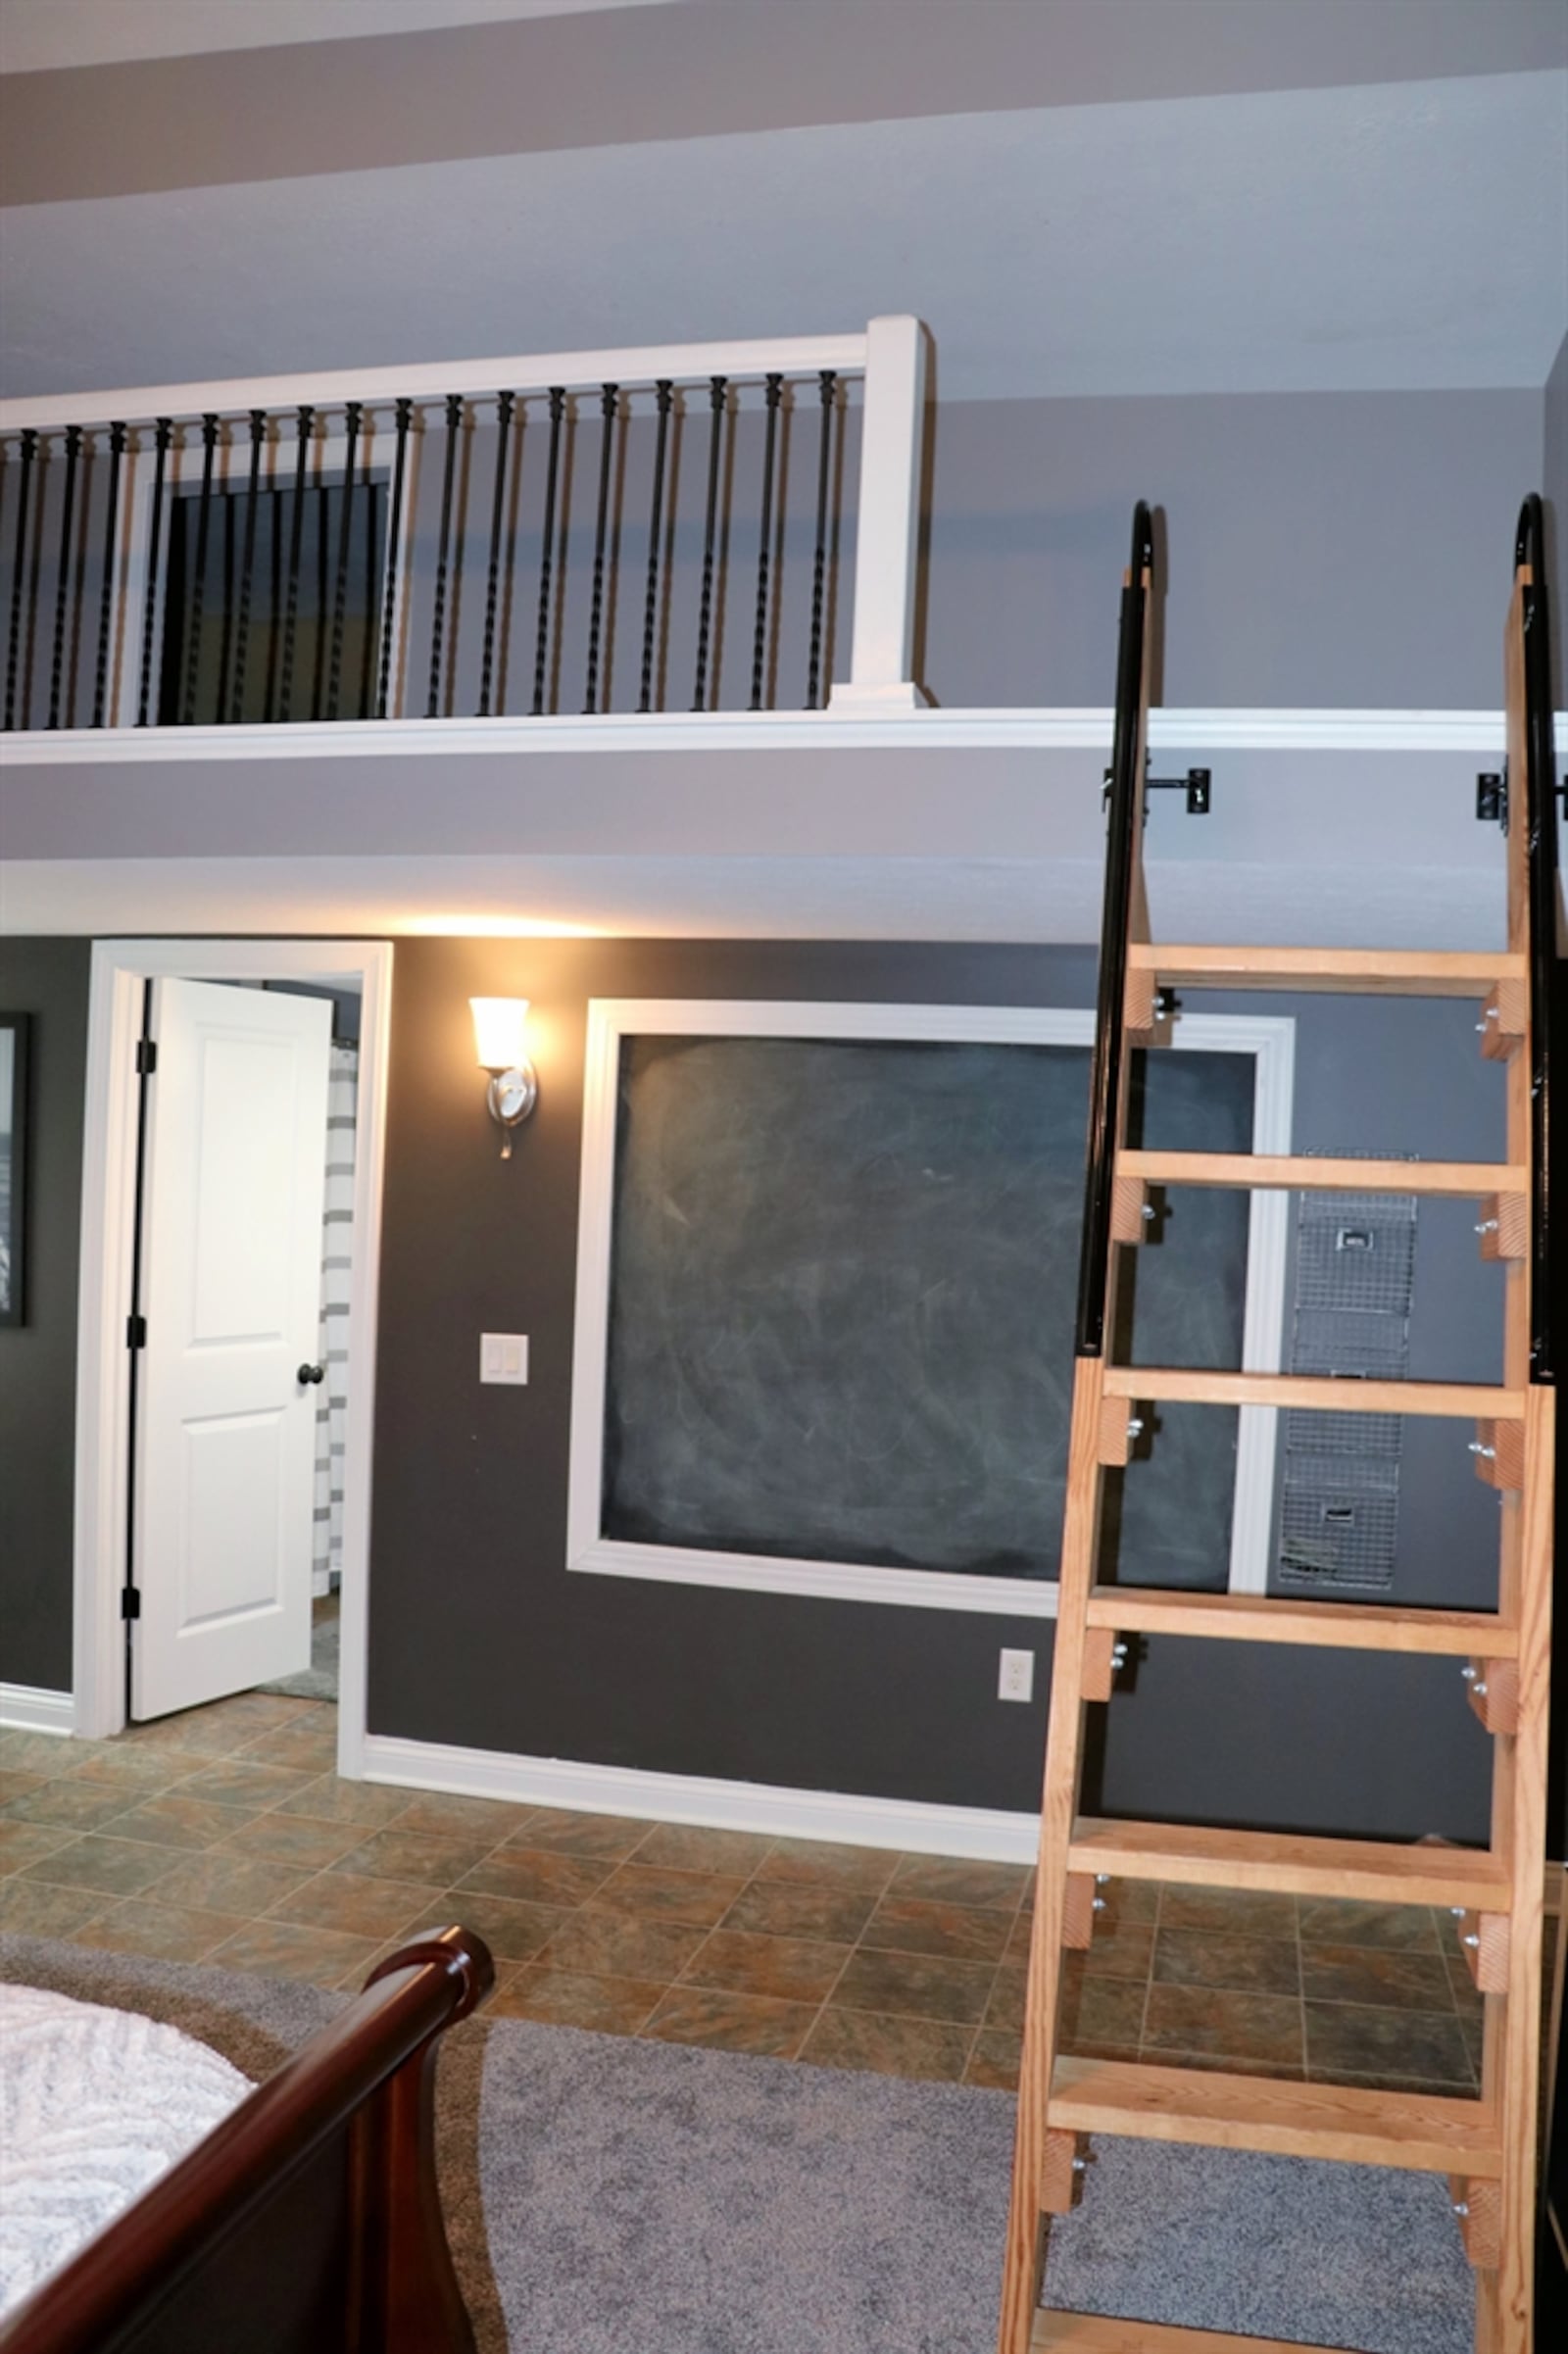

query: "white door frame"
(74, 938), (393, 1779)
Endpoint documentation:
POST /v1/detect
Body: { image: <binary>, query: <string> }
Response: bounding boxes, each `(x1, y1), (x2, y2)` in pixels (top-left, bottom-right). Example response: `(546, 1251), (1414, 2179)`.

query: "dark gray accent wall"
(369, 937), (1500, 1841)
(0, 939), (89, 1693)
(922, 390), (1544, 709)
(1545, 330), (1567, 707)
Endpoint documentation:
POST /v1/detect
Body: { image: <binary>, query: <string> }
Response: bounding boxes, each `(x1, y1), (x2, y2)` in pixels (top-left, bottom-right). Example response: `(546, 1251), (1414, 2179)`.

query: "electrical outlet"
(998, 1647), (1034, 1703)
(480, 1333), (529, 1385)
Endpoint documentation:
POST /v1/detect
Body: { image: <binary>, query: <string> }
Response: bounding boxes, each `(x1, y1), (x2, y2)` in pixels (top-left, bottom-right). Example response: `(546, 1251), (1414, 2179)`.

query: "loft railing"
(0, 317), (927, 734)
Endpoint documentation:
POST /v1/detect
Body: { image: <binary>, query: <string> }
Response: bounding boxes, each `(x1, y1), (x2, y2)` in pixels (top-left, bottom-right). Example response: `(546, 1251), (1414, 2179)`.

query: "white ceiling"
(5, 70), (1564, 401)
(0, 0), (679, 75)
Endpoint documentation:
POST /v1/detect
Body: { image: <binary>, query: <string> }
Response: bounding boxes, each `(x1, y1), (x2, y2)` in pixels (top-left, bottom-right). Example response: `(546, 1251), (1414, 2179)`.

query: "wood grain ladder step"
(1033, 2317), (1346, 2353)
(1083, 1590), (1517, 1656)
(1117, 1151), (1526, 1198)
(1067, 1819), (1509, 1911)
(1127, 945), (1526, 999)
(1100, 1367), (1521, 1419)
(1047, 2058), (1499, 2176)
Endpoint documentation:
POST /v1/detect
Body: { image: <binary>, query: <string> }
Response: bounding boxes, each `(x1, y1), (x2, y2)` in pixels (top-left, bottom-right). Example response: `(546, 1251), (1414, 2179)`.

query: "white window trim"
(566, 1000), (1295, 1617)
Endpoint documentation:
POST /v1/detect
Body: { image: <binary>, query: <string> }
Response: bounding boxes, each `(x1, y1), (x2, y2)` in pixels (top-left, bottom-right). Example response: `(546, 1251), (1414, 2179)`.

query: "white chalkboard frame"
(567, 1002), (1295, 1617)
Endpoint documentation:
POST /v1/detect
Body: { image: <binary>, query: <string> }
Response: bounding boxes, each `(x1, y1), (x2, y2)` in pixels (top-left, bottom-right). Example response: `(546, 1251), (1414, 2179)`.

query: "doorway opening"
(74, 941), (392, 1782)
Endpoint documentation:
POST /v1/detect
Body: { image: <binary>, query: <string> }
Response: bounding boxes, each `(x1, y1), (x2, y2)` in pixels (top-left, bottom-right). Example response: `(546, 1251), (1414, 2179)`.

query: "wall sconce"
(470, 997), (538, 1157)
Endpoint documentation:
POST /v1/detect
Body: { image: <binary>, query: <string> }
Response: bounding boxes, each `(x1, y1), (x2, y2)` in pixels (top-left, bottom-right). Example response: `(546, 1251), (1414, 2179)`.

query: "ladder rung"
(1117, 1150), (1527, 1199)
(1048, 2056), (1499, 2176)
(1128, 944), (1525, 999)
(1101, 1366), (1522, 1420)
(1034, 2317), (1342, 2353)
(1084, 1589), (1518, 1657)
(1067, 1819), (1509, 1911)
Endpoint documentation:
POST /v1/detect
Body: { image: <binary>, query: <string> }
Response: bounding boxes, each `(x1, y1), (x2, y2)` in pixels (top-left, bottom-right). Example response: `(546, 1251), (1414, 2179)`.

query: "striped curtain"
(314, 1042), (358, 1595)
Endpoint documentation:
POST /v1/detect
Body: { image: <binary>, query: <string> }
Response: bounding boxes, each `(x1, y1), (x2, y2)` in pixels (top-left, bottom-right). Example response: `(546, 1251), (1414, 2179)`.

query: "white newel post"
(829, 314), (931, 714)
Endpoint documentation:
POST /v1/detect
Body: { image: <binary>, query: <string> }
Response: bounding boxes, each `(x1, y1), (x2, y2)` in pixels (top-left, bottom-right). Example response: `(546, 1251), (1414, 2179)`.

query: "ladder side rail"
(1074, 500), (1155, 1357)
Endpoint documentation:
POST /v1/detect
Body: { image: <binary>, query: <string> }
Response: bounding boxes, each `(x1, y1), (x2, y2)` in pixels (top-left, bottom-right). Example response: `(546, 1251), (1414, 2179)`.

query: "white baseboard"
(361, 1734), (1040, 1864)
(0, 1685), (75, 1736)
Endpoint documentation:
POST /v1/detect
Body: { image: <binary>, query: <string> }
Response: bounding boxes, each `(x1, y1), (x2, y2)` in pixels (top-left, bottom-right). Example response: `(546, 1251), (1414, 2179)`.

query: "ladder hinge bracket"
(1447, 2175), (1500, 2270)
(1475, 770), (1507, 830)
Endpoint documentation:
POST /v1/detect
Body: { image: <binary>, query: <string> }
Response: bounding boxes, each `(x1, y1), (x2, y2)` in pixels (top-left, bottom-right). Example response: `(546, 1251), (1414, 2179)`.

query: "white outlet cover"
(480, 1332), (529, 1385)
(998, 1646), (1035, 1703)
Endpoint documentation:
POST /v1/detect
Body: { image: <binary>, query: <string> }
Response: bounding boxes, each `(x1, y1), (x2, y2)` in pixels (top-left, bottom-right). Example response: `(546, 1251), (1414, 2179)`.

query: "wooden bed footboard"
(0, 1922), (496, 2354)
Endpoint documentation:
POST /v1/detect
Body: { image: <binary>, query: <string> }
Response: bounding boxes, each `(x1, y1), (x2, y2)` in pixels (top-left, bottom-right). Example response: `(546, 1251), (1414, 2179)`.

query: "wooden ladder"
(998, 499), (1558, 2354)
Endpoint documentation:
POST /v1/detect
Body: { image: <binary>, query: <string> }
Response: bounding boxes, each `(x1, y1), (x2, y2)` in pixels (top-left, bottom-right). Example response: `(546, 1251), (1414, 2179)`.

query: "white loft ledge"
(0, 708), (1542, 763)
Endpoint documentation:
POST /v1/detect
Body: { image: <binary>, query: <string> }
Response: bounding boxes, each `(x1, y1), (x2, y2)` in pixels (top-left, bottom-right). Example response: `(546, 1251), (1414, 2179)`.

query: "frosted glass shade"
(470, 997), (530, 1071)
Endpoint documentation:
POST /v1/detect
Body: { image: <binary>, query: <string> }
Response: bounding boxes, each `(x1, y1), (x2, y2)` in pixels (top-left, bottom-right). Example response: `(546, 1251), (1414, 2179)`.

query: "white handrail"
(0, 333), (870, 435)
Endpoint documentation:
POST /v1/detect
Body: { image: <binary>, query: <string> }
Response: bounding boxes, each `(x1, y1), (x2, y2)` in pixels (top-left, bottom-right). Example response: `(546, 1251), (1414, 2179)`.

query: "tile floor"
(0, 1693), (1490, 2092)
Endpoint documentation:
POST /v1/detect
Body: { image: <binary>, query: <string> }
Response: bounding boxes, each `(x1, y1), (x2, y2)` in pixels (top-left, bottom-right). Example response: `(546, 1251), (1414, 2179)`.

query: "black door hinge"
(135, 1039), (158, 1076)
(126, 1313), (147, 1349)
(121, 1587), (141, 1621)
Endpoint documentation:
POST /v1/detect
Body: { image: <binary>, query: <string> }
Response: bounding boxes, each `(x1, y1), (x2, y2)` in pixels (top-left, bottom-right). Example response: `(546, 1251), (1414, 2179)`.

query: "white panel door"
(131, 979), (332, 1720)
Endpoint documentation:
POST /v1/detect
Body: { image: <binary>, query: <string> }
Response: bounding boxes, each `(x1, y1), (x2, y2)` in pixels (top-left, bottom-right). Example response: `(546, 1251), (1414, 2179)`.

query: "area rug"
(0, 1936), (1473, 2354)
(257, 1601), (340, 1702)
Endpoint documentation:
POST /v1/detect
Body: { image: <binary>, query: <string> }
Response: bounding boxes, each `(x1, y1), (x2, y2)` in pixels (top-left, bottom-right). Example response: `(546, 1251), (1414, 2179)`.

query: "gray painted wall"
(922, 389), (1544, 709)
(368, 937), (1498, 1842)
(0, 938), (89, 1694)
(1545, 331), (1567, 704)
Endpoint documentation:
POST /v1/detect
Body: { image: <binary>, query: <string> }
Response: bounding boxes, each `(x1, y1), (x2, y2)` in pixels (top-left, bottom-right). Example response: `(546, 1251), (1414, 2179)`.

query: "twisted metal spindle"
(135, 420), (172, 726)
(325, 400), (362, 720)
(690, 375), (726, 711)
(637, 379), (673, 713)
(805, 369), (837, 711)
(4, 428), (37, 731)
(48, 425), (83, 726)
(180, 413), (220, 725)
(426, 393), (463, 718)
(530, 388), (565, 716)
(311, 476), (329, 719)
(749, 372), (784, 712)
(375, 397), (412, 719)
(214, 484), (236, 723)
(582, 383), (618, 714)
(263, 487), (283, 721)
(277, 406), (314, 721)
(91, 422), (126, 729)
(227, 411), (266, 723)
(478, 390), (514, 715)
(359, 417), (378, 717)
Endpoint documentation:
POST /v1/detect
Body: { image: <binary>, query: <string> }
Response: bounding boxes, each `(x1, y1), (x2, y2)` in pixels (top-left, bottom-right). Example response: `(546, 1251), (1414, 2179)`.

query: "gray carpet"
(0, 1936), (1474, 2354)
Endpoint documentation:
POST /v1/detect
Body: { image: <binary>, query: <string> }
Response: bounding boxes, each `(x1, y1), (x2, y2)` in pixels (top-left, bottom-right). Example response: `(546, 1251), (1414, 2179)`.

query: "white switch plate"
(998, 1647), (1035, 1703)
(480, 1332), (529, 1385)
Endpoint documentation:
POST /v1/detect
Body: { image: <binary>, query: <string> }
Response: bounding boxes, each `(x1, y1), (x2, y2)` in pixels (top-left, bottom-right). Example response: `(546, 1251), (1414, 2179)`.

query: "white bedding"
(0, 1983), (252, 2316)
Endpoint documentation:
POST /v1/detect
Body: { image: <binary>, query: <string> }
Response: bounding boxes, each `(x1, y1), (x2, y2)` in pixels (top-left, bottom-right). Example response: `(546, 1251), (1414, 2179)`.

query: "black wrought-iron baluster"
(426, 393), (463, 718)
(358, 416), (377, 717)
(324, 400), (362, 721)
(749, 373), (783, 712)
(582, 383), (618, 714)
(478, 389), (514, 715)
(805, 369), (837, 711)
(214, 479), (236, 722)
(691, 375), (726, 711)
(4, 428), (37, 731)
(311, 475), (329, 719)
(638, 379), (673, 713)
(530, 388), (565, 716)
(91, 422), (125, 728)
(33, 425), (74, 728)
(228, 410), (266, 723)
(277, 406), (313, 722)
(375, 397), (412, 719)
(263, 487), (283, 721)
(180, 413), (220, 725)
(135, 419), (172, 727)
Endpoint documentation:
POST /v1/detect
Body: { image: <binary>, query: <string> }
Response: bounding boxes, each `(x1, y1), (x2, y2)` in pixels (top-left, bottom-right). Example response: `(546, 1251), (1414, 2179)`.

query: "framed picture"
(0, 1012), (29, 1328)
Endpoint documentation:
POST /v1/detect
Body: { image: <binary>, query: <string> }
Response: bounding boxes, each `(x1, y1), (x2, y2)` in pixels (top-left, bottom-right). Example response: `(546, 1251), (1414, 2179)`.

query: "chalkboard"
(601, 1033), (1254, 1585)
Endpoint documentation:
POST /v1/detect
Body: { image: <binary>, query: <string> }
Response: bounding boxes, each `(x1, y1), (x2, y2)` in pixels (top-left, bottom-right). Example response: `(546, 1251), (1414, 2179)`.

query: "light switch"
(480, 1332), (529, 1385)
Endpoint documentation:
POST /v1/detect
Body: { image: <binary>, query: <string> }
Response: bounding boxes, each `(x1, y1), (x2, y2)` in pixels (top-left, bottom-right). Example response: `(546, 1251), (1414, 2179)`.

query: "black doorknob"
(297, 1362), (325, 1386)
